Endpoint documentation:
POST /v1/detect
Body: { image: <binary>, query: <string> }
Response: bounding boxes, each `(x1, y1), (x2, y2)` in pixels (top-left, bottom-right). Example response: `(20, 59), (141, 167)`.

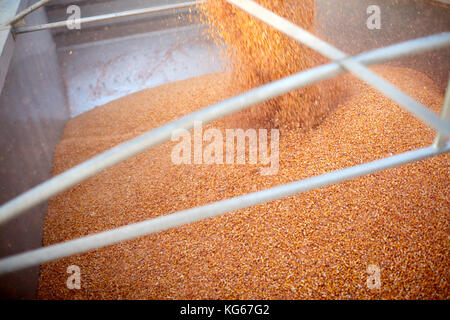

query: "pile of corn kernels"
(38, 0), (449, 299)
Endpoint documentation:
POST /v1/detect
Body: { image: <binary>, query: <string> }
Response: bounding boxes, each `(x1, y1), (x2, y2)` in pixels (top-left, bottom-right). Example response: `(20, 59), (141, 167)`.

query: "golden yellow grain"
(198, 0), (344, 131)
(37, 1), (449, 300)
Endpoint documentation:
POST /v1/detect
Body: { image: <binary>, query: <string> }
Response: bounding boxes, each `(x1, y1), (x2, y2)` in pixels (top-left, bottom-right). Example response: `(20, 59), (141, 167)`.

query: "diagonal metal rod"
(0, 142), (448, 276)
(1, 0), (53, 27)
(433, 77), (450, 148)
(13, 1), (202, 34)
(227, 0), (450, 137)
(0, 32), (449, 226)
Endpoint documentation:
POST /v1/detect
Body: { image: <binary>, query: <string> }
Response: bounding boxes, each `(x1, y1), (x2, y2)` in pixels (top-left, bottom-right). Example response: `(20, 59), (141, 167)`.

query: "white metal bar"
(0, 32), (449, 226)
(13, 1), (201, 34)
(0, 0), (20, 95)
(227, 0), (450, 137)
(433, 77), (450, 147)
(0, 142), (448, 275)
(1, 0), (53, 27)
(0, 25), (13, 97)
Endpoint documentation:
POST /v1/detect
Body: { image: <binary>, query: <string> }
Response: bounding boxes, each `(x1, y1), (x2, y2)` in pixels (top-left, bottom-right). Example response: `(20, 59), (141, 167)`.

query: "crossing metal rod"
(13, 1), (202, 34)
(1, 0), (53, 27)
(0, 142), (448, 276)
(433, 77), (450, 147)
(226, 0), (450, 137)
(0, 32), (449, 226)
